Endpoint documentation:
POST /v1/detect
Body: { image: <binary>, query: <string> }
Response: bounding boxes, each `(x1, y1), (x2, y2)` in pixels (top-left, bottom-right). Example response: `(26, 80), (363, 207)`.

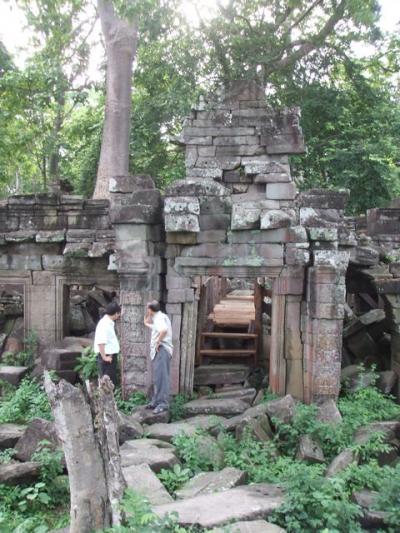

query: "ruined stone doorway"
(193, 276), (272, 393)
(0, 282), (25, 362)
(61, 283), (119, 339)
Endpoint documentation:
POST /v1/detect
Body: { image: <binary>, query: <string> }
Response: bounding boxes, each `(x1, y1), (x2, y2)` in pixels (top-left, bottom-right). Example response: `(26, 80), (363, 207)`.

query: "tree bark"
(93, 0), (138, 200)
(44, 373), (126, 533)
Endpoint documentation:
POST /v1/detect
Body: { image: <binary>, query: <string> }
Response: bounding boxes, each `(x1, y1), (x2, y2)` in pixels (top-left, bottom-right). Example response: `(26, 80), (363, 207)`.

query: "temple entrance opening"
(193, 276), (273, 394)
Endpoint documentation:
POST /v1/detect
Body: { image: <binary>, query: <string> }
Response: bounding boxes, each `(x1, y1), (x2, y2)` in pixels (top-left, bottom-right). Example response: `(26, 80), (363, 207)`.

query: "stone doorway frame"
(171, 263), (305, 400)
(0, 272), (31, 341)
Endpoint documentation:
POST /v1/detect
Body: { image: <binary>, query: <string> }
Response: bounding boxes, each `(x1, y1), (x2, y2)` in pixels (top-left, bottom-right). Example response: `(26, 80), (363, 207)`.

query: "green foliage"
(0, 377), (51, 424)
(74, 346), (97, 380)
(0, 448), (16, 464)
(114, 388), (147, 414)
(104, 489), (194, 533)
(271, 463), (363, 533)
(169, 394), (191, 422)
(173, 430), (223, 473)
(375, 462), (400, 531)
(158, 464), (192, 495)
(1, 330), (38, 368)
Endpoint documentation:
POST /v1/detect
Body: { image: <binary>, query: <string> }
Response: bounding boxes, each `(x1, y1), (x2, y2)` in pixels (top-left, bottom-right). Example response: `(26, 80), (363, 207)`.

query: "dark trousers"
(97, 353), (118, 386)
(151, 346), (171, 409)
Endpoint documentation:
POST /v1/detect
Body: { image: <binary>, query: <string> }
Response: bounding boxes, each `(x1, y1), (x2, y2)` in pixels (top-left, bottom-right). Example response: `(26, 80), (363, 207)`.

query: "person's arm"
(98, 343), (112, 363)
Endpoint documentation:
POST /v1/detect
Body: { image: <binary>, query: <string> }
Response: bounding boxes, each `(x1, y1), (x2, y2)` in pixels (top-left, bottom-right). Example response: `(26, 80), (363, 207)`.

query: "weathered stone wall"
(0, 194), (118, 349)
(3, 80), (400, 403)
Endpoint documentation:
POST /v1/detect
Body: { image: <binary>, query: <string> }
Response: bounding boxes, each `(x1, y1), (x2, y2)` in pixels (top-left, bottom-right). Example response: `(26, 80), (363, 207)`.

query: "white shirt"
(94, 314), (120, 355)
(148, 311), (173, 360)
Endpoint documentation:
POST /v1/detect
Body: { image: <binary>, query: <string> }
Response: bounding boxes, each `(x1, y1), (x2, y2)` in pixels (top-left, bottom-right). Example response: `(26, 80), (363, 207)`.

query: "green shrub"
(74, 346), (97, 380)
(169, 394), (191, 422)
(2, 330), (39, 368)
(104, 489), (197, 532)
(158, 464), (192, 495)
(271, 462), (363, 533)
(375, 462), (400, 532)
(0, 448), (16, 464)
(173, 430), (224, 473)
(0, 377), (51, 424)
(114, 388), (147, 414)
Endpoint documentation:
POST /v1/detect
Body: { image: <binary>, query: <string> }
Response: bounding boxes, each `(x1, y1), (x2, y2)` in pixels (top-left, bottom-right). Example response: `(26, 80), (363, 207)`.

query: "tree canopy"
(0, 0), (399, 213)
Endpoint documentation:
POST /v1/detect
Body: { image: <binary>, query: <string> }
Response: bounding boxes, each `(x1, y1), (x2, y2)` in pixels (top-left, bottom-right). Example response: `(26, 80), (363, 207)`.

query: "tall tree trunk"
(93, 0), (138, 200)
(44, 373), (126, 533)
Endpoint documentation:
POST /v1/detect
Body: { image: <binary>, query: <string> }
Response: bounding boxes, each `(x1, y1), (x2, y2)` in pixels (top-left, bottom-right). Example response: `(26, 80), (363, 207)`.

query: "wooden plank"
(194, 364), (249, 386)
(180, 301), (198, 395)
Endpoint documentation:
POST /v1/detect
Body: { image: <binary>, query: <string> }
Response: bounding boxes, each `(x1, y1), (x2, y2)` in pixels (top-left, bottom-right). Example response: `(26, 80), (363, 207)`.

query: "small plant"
(1, 330), (38, 368)
(0, 377), (51, 424)
(114, 388), (147, 414)
(18, 483), (51, 513)
(0, 448), (16, 464)
(375, 462), (400, 531)
(169, 394), (190, 422)
(32, 440), (64, 486)
(103, 489), (191, 532)
(158, 464), (192, 494)
(74, 346), (97, 380)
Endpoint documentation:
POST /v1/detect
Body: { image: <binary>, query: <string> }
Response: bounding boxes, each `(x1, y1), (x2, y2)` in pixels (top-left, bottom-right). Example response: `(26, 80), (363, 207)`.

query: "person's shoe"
(153, 405), (168, 414)
(145, 402), (157, 410)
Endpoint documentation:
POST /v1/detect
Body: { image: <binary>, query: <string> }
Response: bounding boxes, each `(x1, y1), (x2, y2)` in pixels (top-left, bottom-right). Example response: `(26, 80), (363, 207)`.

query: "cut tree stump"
(44, 373), (126, 533)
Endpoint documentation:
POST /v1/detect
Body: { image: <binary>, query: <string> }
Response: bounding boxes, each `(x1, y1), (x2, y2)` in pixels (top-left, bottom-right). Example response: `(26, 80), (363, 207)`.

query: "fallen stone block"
(0, 423), (26, 449)
(354, 421), (400, 445)
(130, 406), (170, 425)
(0, 461), (40, 485)
(316, 400), (342, 425)
(120, 438), (179, 473)
(341, 365), (376, 394)
(211, 520), (286, 533)
(15, 418), (60, 462)
(207, 388), (257, 404)
(260, 210), (292, 230)
(122, 463), (173, 505)
(146, 415), (225, 443)
(265, 395), (296, 424)
(377, 370), (397, 395)
(296, 435), (325, 464)
(235, 414), (273, 442)
(118, 411), (144, 444)
(176, 467), (247, 500)
(325, 449), (357, 477)
(183, 398), (249, 417)
(212, 403), (270, 434)
(352, 489), (389, 530)
(153, 483), (285, 528)
(0, 366), (28, 386)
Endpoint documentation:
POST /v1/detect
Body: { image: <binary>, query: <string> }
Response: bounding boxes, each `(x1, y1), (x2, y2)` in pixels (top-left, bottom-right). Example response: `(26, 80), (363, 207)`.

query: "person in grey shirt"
(144, 300), (173, 413)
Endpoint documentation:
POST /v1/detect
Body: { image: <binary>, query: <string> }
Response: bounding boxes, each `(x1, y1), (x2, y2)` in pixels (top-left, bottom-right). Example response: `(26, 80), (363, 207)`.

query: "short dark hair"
(147, 300), (160, 313)
(105, 302), (121, 316)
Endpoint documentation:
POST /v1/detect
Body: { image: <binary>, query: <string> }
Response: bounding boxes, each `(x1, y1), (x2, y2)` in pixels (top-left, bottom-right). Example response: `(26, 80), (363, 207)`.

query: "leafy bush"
(158, 464), (192, 495)
(0, 448), (16, 464)
(173, 430), (223, 473)
(114, 388), (147, 414)
(271, 462), (363, 533)
(0, 377), (51, 424)
(104, 489), (197, 532)
(169, 394), (190, 422)
(375, 462), (400, 532)
(74, 346), (97, 380)
(1, 330), (38, 368)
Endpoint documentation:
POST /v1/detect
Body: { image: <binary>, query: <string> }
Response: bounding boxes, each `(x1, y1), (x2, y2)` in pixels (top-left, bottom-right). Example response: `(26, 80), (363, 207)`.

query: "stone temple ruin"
(1, 80), (400, 403)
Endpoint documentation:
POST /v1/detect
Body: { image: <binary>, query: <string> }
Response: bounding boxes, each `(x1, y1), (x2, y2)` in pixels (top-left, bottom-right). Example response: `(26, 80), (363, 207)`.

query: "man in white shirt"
(94, 302), (121, 385)
(144, 300), (173, 414)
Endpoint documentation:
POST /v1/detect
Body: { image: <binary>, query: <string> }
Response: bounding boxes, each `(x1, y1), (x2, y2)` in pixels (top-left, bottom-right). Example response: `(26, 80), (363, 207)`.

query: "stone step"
(120, 438), (179, 473)
(211, 521), (286, 533)
(176, 467), (246, 500)
(194, 364), (250, 386)
(0, 423), (26, 449)
(153, 483), (284, 528)
(123, 463), (173, 506)
(145, 415), (225, 443)
(183, 398), (249, 417)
